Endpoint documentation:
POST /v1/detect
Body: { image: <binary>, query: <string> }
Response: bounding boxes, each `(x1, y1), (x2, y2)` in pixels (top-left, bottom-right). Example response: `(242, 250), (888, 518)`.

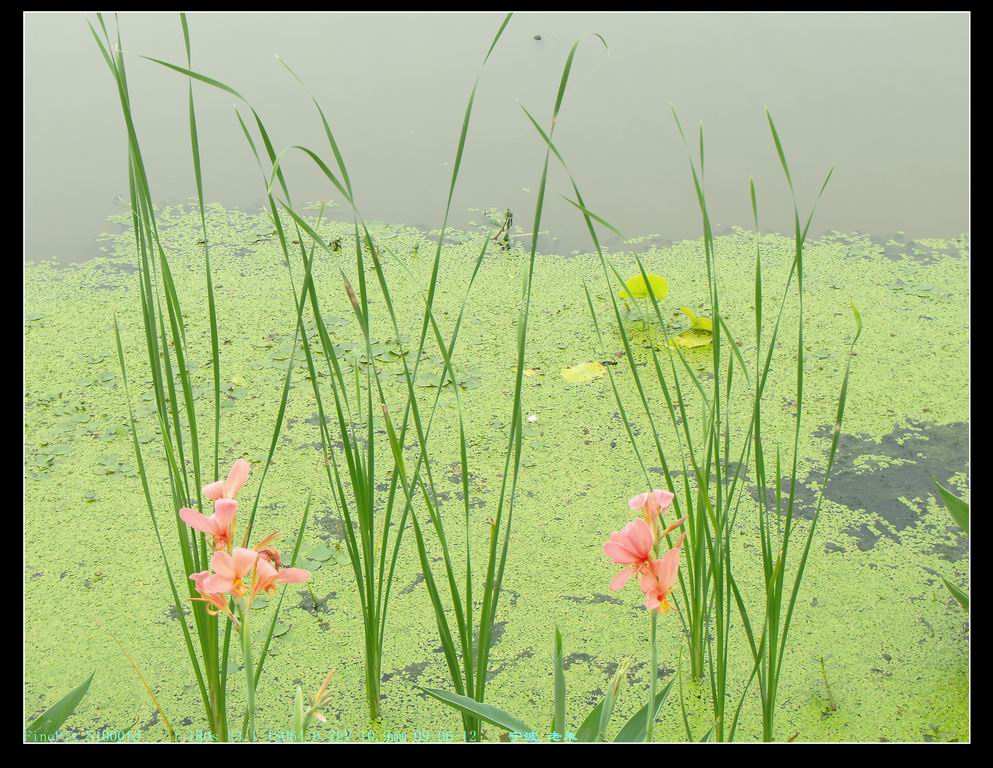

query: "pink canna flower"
(251, 557), (311, 598)
(179, 499), (238, 551)
(190, 570), (237, 623)
(629, 489), (674, 529)
(203, 458), (251, 502)
(604, 517), (655, 591)
(639, 533), (686, 613)
(203, 547), (258, 598)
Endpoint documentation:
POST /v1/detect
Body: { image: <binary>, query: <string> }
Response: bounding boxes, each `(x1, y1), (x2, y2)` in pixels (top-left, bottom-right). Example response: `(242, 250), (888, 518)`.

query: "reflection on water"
(25, 11), (968, 262)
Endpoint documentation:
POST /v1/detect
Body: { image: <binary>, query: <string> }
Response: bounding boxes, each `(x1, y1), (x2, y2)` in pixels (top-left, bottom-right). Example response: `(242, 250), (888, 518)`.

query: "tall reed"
(523, 96), (860, 740)
(385, 31), (606, 742)
(93, 13), (312, 741)
(144, 13), (517, 725)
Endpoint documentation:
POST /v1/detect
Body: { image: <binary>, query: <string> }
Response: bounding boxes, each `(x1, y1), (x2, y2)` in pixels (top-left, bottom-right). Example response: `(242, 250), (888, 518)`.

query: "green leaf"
(25, 672), (94, 739)
(552, 627), (566, 737)
(303, 543), (333, 562)
(613, 678), (674, 742)
(934, 481), (968, 532)
(419, 687), (532, 735)
(292, 685), (306, 741)
(575, 698), (605, 742)
(943, 577), (969, 610)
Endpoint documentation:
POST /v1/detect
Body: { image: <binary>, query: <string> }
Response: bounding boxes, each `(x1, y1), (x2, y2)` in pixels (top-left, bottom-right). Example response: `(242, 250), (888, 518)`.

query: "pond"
(23, 12), (969, 745)
(26, 12), (968, 261)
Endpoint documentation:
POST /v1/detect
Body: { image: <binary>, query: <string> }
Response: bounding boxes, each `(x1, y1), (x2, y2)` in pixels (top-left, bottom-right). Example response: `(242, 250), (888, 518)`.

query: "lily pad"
(619, 273), (668, 301)
(251, 595), (270, 610)
(303, 543), (334, 562)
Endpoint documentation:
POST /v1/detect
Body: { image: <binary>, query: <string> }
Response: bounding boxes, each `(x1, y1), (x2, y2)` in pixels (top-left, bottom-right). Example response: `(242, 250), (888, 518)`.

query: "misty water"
(25, 12), (968, 263)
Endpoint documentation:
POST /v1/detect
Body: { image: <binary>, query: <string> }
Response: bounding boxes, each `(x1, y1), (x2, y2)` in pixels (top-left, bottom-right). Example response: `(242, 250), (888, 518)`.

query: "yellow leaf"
(561, 361), (607, 384)
(679, 306), (713, 332)
(670, 329), (713, 349)
(618, 273), (669, 302)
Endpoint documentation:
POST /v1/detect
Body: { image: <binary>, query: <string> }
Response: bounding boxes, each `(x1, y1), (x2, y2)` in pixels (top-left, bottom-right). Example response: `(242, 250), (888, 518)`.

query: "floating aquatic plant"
(561, 360), (607, 383)
(670, 306), (714, 349)
(618, 272), (669, 302)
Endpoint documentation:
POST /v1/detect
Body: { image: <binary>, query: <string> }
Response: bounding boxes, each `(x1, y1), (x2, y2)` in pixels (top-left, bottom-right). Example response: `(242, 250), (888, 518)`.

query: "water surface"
(25, 12), (968, 258)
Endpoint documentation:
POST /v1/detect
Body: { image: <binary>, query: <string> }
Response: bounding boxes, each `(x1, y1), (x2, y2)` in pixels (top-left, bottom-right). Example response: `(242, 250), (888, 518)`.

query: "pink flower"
(639, 534), (686, 613)
(203, 458), (251, 502)
(251, 557), (311, 598)
(190, 570), (236, 623)
(629, 489), (674, 527)
(179, 498), (238, 551)
(604, 517), (655, 591)
(202, 547), (258, 598)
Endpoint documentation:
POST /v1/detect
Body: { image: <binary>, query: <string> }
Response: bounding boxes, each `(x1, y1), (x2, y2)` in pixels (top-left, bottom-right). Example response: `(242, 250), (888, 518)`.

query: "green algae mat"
(23, 204), (969, 742)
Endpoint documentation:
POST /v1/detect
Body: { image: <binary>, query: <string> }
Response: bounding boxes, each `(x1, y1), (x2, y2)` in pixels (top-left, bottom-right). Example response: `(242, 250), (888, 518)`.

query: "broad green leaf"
(575, 698), (606, 742)
(934, 481), (968, 532)
(943, 577), (969, 610)
(419, 687), (532, 735)
(25, 673), (94, 739)
(613, 678), (674, 742)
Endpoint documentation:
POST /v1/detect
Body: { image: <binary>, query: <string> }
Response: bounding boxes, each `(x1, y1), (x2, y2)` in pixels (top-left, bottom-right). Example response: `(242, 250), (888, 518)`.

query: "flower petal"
(213, 499), (238, 529)
(211, 550), (235, 578)
(650, 489), (675, 513)
(224, 458), (251, 499)
(231, 547), (258, 578)
(180, 508), (219, 535)
(276, 567), (311, 585)
(202, 480), (225, 501)
(203, 574), (235, 594)
(653, 543), (683, 593)
(604, 539), (638, 564)
(190, 570), (211, 593)
(628, 492), (649, 510)
(627, 517), (655, 559)
(609, 567), (634, 591)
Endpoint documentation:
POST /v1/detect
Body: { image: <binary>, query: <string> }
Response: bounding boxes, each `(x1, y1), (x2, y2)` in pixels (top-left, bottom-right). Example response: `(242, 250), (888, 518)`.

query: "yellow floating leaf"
(671, 329), (713, 349)
(679, 306), (713, 332)
(618, 273), (669, 302)
(561, 360), (607, 384)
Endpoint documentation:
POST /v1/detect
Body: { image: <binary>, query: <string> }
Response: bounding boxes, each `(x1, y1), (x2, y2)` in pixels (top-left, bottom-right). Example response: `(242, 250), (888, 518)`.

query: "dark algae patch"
(23, 205), (967, 741)
(821, 420), (968, 557)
